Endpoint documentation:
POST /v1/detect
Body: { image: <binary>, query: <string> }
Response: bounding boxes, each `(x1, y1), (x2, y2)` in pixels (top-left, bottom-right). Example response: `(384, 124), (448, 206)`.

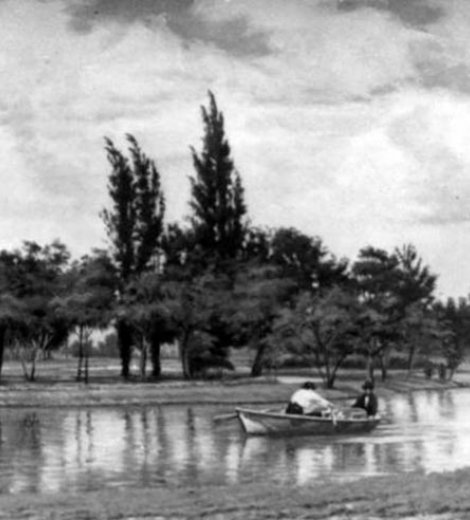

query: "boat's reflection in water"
(0, 388), (469, 494)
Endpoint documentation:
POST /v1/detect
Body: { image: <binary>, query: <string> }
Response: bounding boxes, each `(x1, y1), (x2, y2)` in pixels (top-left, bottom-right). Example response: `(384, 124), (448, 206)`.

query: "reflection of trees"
(408, 393), (420, 422)
(18, 412), (41, 448)
(154, 406), (169, 484)
(74, 410), (93, 469)
(437, 391), (455, 418)
(122, 410), (136, 481)
(5, 412), (43, 493)
(1, 394), (468, 495)
(334, 443), (366, 471)
(138, 408), (151, 482)
(184, 408), (198, 483)
(240, 437), (312, 485)
(294, 444), (335, 485)
(372, 442), (400, 471)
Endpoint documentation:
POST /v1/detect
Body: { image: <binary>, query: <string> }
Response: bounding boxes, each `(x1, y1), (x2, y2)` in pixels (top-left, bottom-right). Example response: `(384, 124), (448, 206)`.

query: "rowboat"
(235, 407), (381, 436)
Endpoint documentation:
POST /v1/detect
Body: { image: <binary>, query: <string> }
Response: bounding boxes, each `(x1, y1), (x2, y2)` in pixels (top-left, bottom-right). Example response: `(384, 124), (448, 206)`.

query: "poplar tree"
(189, 91), (247, 265)
(102, 134), (165, 378)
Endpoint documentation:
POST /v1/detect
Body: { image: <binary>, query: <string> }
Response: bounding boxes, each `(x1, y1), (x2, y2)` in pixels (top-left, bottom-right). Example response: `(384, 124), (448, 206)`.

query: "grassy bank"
(0, 468), (469, 519)
(0, 357), (463, 408)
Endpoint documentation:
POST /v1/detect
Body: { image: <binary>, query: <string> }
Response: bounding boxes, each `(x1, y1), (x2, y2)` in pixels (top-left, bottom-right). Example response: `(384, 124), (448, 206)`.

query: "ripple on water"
(0, 388), (469, 494)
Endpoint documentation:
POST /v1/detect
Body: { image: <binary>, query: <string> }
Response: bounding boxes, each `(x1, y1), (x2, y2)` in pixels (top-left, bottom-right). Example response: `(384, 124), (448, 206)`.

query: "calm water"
(0, 389), (469, 494)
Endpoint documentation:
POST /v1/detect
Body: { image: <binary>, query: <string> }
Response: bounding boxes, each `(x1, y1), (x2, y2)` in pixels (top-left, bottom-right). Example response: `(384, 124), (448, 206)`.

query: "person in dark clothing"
(352, 380), (378, 417)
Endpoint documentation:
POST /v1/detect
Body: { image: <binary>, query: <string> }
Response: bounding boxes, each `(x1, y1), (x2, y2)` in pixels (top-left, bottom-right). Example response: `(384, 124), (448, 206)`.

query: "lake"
(0, 388), (469, 494)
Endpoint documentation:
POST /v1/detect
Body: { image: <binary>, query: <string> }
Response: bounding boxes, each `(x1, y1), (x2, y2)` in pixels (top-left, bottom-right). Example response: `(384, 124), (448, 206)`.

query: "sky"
(2, 0), (470, 299)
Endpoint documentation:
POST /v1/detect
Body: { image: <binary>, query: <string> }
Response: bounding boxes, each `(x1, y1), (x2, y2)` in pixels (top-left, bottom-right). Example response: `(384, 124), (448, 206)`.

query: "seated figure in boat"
(352, 380), (378, 417)
(286, 381), (334, 417)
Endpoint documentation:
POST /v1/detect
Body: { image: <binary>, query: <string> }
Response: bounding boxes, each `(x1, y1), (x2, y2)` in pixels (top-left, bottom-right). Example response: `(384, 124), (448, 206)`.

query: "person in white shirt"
(285, 381), (334, 416)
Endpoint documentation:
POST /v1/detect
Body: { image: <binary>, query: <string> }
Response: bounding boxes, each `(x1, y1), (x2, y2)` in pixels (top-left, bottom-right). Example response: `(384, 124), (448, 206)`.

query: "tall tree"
(160, 272), (233, 379)
(352, 244), (437, 380)
(179, 91), (249, 370)
(189, 91), (247, 265)
(435, 297), (470, 379)
(352, 247), (402, 381)
(395, 244), (437, 308)
(273, 287), (358, 388)
(270, 227), (349, 293)
(8, 241), (71, 381)
(118, 271), (177, 379)
(102, 134), (165, 378)
(53, 251), (116, 382)
(394, 244), (438, 372)
(229, 263), (296, 377)
(0, 292), (24, 380)
(0, 250), (30, 378)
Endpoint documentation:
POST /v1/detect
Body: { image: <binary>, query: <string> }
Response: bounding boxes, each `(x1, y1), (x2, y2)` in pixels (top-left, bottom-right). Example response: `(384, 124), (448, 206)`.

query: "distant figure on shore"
(352, 380), (378, 417)
(286, 381), (334, 416)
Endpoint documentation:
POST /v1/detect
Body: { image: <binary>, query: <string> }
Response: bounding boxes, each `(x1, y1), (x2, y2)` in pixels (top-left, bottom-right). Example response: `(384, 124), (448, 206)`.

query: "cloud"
(338, 0), (445, 28)
(66, 0), (194, 33)
(233, 4), (420, 105)
(409, 38), (470, 94)
(66, 0), (273, 57)
(387, 98), (470, 225)
(334, 1), (470, 97)
(386, 0), (445, 27)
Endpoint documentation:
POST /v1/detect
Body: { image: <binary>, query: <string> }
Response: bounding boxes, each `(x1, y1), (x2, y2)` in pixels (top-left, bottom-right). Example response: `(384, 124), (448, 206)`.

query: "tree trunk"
(19, 345), (38, 382)
(0, 326), (6, 381)
(140, 338), (147, 380)
(84, 350), (89, 384)
(327, 359), (343, 389)
(28, 349), (37, 382)
(76, 347), (83, 381)
(30, 357), (36, 381)
(251, 342), (266, 377)
(366, 352), (375, 384)
(179, 331), (192, 379)
(76, 327), (84, 381)
(326, 373), (335, 389)
(406, 344), (416, 376)
(150, 337), (161, 379)
(117, 320), (133, 379)
(379, 353), (388, 381)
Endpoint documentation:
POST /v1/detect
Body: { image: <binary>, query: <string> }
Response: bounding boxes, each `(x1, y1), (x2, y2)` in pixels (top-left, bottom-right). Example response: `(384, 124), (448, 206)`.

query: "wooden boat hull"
(235, 407), (380, 436)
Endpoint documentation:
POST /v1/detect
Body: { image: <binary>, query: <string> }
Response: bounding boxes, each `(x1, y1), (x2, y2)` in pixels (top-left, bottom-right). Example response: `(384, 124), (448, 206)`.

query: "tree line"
(0, 91), (468, 386)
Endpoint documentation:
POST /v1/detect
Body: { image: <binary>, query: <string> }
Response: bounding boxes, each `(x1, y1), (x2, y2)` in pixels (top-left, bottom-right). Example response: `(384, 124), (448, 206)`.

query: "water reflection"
(1, 388), (470, 494)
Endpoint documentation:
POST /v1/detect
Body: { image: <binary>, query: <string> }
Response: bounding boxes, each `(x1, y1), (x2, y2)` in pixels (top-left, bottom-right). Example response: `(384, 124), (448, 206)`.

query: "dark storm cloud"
(66, 0), (272, 58)
(337, 0), (445, 28)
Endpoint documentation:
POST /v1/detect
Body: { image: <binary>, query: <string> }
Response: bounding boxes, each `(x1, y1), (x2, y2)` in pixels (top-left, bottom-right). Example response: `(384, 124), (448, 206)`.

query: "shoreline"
(0, 372), (463, 408)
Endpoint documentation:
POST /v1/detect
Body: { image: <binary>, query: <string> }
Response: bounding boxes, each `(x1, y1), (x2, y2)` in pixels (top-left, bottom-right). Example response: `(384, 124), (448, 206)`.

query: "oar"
(213, 412), (238, 422)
